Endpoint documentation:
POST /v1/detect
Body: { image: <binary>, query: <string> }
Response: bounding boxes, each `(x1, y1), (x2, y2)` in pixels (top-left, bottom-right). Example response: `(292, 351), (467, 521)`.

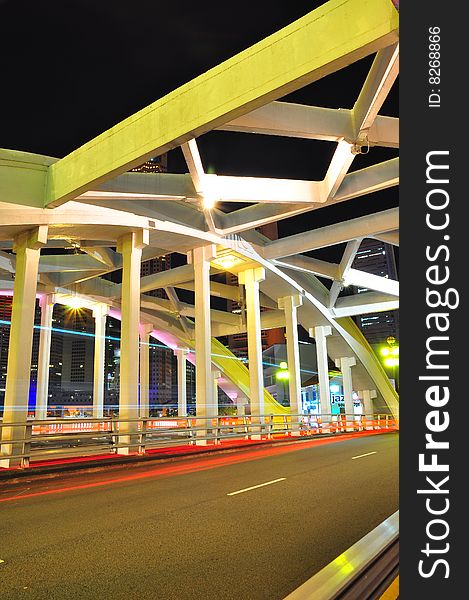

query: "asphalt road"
(0, 432), (398, 600)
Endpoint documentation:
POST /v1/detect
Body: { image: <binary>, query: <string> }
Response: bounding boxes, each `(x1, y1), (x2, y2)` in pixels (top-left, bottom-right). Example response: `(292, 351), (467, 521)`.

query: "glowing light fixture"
(202, 192), (217, 209)
(279, 361), (288, 370)
(211, 253), (245, 271)
(380, 336), (399, 369)
(213, 256), (239, 269)
(276, 370), (290, 381)
(66, 296), (86, 310)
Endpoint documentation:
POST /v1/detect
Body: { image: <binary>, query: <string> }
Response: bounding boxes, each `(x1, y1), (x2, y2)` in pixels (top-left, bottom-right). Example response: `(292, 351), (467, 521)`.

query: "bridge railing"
(0, 413), (398, 469)
(284, 510), (399, 599)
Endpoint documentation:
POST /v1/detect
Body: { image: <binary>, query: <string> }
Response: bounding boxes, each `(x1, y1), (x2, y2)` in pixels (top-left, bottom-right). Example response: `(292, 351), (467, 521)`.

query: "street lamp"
(275, 361), (289, 405)
(380, 336), (399, 390)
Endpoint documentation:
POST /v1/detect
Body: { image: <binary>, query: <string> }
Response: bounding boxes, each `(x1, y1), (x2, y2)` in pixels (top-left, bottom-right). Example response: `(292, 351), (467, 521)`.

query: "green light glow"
(276, 370), (290, 380)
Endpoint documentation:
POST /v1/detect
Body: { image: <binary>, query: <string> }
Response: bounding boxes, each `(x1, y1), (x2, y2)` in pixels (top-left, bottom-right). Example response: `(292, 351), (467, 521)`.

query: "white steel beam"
(140, 264), (194, 294)
(0, 250), (15, 273)
(322, 141), (355, 199)
(329, 239), (363, 308)
(181, 139), (205, 194)
(332, 292), (399, 318)
(371, 230), (399, 246)
(353, 43), (399, 138)
(175, 280), (241, 302)
(332, 158), (399, 202)
(81, 246), (120, 269)
(219, 159), (398, 235)
(272, 255), (340, 281)
(181, 138), (217, 232)
(203, 174), (323, 204)
(344, 268), (399, 296)
(46, 0), (399, 206)
(263, 208), (399, 259)
(217, 101), (398, 148)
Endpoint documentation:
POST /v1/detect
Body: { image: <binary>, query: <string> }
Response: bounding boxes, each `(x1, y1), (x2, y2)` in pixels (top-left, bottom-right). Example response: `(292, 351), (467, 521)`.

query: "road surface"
(0, 432), (398, 599)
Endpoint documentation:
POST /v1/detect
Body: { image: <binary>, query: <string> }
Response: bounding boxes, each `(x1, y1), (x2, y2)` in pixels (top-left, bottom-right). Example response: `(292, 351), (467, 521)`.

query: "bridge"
(0, 0), (399, 597)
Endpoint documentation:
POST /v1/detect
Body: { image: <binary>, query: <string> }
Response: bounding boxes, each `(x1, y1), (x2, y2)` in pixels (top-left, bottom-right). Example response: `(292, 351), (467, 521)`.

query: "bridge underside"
(0, 0), (399, 465)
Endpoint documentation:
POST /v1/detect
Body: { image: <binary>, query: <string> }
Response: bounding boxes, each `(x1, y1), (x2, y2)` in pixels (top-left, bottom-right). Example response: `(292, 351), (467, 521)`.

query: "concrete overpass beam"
(239, 267), (266, 438)
(92, 303), (109, 419)
(35, 293), (55, 421)
(174, 348), (189, 417)
(359, 389), (377, 428)
(0, 226), (48, 468)
(139, 323), (153, 419)
(310, 325), (332, 429)
(335, 357), (357, 430)
(236, 395), (247, 417)
(279, 294), (303, 433)
(116, 230), (149, 454)
(192, 245), (217, 444)
(212, 368), (221, 432)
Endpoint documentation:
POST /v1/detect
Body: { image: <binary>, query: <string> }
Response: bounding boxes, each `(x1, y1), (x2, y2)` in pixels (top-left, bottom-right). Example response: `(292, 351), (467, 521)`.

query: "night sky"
(0, 0), (398, 259)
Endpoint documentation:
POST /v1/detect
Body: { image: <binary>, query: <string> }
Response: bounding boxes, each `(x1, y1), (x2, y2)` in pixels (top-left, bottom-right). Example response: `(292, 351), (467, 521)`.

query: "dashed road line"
(352, 451), (377, 460)
(227, 477), (286, 496)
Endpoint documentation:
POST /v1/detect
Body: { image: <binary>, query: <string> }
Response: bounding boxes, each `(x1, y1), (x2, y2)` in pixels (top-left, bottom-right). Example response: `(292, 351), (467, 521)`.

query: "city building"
(351, 239), (399, 346)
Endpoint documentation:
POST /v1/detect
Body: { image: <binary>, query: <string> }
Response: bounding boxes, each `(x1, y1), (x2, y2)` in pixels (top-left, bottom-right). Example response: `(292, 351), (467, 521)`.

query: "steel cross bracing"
(0, 0), (399, 423)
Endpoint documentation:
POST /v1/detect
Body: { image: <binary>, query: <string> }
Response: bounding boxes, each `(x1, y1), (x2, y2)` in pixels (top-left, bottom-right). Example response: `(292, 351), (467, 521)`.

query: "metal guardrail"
(284, 511), (399, 600)
(0, 413), (398, 468)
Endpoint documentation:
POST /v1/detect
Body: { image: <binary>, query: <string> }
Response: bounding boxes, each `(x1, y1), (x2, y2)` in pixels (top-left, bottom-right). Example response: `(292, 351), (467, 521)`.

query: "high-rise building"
(48, 305), (95, 408)
(130, 155), (167, 174)
(351, 239), (399, 346)
(0, 295), (13, 407)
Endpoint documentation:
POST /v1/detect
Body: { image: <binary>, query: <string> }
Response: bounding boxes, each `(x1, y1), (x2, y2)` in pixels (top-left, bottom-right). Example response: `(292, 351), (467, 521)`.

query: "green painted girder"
(45, 0), (399, 207)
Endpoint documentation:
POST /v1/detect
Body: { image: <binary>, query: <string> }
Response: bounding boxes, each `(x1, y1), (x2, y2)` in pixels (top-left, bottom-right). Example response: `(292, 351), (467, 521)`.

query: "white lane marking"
(227, 478), (286, 496)
(352, 451), (377, 460)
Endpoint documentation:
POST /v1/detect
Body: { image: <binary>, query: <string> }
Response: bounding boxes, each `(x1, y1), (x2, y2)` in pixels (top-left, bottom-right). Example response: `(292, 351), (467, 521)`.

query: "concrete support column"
(359, 389), (377, 428)
(310, 325), (333, 426)
(239, 267), (266, 438)
(174, 348), (188, 417)
(236, 395), (246, 417)
(279, 294), (303, 433)
(212, 367), (221, 414)
(1, 226), (48, 467)
(335, 357), (357, 430)
(192, 245), (216, 444)
(92, 303), (108, 419)
(116, 230), (148, 454)
(35, 293), (55, 421)
(139, 323), (153, 419)
(212, 367), (221, 442)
